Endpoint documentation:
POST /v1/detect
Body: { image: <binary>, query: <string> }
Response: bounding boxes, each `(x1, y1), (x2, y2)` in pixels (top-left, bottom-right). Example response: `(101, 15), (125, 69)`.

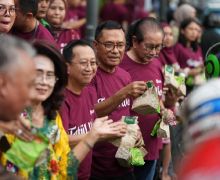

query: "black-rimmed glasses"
(0, 4), (16, 16)
(143, 43), (164, 52)
(97, 40), (125, 51)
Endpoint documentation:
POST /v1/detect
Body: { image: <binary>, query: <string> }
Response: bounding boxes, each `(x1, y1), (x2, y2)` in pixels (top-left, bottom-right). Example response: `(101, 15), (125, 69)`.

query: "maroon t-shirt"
(11, 23), (57, 46)
(53, 29), (80, 52)
(120, 53), (164, 160)
(90, 66), (133, 178)
(65, 7), (83, 36)
(59, 87), (96, 180)
(159, 46), (178, 66)
(173, 43), (203, 69)
(100, 2), (129, 24)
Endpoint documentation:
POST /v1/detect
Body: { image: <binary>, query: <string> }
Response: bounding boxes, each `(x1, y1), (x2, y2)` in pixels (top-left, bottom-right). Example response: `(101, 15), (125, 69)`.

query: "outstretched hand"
(91, 116), (127, 141)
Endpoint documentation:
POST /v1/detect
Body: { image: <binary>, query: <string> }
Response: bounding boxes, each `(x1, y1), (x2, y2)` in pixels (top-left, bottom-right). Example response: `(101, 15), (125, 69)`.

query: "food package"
(132, 81), (160, 115)
(164, 65), (186, 96)
(151, 110), (171, 138)
(112, 116), (147, 167)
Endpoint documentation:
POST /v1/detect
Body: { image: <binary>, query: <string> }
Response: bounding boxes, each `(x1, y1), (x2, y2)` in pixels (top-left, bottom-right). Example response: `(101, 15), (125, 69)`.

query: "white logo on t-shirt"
(68, 121), (92, 135)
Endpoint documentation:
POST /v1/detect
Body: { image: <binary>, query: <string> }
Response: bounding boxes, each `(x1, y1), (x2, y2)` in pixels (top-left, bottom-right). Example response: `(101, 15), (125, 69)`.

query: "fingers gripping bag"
(111, 116), (147, 167)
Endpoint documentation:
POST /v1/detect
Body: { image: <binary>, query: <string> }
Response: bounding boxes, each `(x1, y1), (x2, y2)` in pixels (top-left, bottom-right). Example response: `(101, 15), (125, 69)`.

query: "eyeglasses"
(97, 40), (125, 51)
(35, 71), (58, 85)
(143, 43), (164, 52)
(71, 60), (97, 69)
(0, 4), (16, 16)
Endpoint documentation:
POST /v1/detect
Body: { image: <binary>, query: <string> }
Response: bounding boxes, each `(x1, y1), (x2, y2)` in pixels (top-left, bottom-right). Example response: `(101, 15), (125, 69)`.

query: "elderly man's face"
(133, 31), (164, 64)
(94, 29), (126, 69)
(0, 50), (35, 121)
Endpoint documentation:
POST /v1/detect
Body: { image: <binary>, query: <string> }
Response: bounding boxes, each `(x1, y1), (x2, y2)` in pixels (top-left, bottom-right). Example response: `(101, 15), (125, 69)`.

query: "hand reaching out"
(91, 116), (127, 140)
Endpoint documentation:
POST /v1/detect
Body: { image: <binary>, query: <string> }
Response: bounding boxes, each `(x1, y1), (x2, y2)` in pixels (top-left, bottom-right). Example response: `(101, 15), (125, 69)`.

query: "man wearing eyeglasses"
(120, 17), (175, 180)
(90, 21), (146, 180)
(60, 39), (127, 180)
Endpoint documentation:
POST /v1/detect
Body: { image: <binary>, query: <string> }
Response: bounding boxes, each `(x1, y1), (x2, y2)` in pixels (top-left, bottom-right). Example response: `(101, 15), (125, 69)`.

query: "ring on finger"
(16, 129), (23, 136)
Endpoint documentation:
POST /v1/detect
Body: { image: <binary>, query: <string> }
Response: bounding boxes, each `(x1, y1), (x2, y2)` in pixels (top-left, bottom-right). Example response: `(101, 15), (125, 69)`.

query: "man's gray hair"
(0, 35), (36, 72)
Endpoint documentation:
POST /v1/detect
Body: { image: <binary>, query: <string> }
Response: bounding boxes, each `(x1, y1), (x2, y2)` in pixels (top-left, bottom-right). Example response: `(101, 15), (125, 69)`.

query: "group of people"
(0, 0), (218, 180)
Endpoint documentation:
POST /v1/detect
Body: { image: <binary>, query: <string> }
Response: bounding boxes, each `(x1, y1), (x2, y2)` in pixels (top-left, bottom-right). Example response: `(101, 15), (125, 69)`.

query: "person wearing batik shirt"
(11, 0), (56, 45)
(120, 17), (175, 180)
(46, 0), (80, 52)
(90, 21), (146, 180)
(60, 40), (127, 180)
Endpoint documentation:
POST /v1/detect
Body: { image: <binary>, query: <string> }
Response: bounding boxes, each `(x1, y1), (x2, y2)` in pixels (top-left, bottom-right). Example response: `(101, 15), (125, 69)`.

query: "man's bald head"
(130, 17), (164, 44)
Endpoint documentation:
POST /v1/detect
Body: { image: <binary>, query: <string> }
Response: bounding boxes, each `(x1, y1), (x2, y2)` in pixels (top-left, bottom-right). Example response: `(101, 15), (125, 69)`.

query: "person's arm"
(95, 81), (146, 117)
(62, 18), (86, 30)
(68, 134), (87, 147)
(162, 143), (172, 180)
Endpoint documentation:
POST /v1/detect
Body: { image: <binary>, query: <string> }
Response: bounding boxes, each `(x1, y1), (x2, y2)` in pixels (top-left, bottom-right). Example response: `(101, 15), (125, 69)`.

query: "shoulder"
(37, 23), (56, 42)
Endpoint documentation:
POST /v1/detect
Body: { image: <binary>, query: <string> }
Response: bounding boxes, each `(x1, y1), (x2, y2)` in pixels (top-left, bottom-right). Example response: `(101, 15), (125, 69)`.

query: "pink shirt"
(59, 87), (96, 180)
(120, 53), (164, 160)
(52, 29), (80, 52)
(11, 23), (57, 46)
(90, 66), (133, 178)
(173, 43), (203, 69)
(100, 2), (129, 24)
(159, 46), (178, 66)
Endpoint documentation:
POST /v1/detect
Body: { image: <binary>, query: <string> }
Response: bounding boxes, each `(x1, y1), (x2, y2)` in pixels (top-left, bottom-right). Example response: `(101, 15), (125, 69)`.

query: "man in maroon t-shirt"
(60, 40), (127, 180)
(120, 17), (175, 180)
(11, 0), (56, 46)
(90, 21), (146, 180)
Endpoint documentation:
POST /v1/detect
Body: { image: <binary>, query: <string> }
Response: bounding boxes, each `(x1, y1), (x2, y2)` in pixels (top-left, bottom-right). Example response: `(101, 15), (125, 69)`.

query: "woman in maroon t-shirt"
(174, 18), (203, 72)
(174, 18), (204, 92)
(46, 0), (80, 52)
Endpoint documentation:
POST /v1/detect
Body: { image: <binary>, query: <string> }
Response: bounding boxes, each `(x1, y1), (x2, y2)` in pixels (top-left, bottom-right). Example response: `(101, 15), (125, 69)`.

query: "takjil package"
(111, 116), (147, 167)
(132, 81), (160, 115)
(151, 110), (172, 138)
(164, 65), (186, 96)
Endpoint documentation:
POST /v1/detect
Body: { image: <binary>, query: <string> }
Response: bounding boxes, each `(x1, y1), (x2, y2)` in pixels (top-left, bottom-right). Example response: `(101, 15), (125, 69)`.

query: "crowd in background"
(0, 0), (220, 180)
